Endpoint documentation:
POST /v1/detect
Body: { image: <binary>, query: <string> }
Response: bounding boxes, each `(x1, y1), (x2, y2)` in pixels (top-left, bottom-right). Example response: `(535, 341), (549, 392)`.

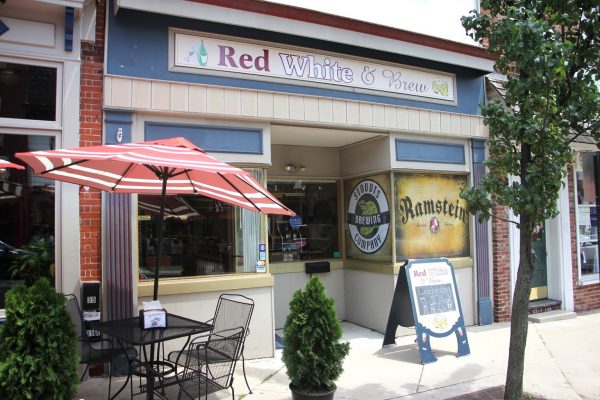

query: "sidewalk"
(77, 310), (600, 400)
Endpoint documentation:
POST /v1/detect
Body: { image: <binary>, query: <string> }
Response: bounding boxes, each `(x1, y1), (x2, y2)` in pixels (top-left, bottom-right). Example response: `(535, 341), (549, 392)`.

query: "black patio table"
(92, 313), (213, 400)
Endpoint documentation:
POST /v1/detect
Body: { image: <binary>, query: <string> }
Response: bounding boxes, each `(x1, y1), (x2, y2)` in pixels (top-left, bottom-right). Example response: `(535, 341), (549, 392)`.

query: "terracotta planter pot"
(289, 384), (336, 400)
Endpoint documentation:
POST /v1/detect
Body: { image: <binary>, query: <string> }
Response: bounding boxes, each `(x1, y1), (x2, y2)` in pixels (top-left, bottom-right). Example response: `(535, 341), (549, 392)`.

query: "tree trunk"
(504, 215), (535, 400)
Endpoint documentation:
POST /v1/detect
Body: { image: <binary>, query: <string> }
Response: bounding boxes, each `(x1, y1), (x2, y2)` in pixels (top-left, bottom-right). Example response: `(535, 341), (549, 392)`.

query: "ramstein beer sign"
(394, 174), (469, 259)
(347, 180), (390, 253)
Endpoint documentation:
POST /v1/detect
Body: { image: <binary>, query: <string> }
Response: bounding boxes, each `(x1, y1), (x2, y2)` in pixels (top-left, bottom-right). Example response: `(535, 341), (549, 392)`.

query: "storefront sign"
(405, 258), (470, 363)
(395, 173), (469, 260)
(173, 31), (456, 103)
(256, 260), (266, 273)
(289, 216), (302, 229)
(347, 179), (390, 254)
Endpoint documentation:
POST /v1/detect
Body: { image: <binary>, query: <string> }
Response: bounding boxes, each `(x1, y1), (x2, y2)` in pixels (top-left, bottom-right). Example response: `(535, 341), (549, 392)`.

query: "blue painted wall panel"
(145, 122), (263, 154)
(107, 6), (485, 116)
(105, 110), (133, 145)
(396, 139), (465, 164)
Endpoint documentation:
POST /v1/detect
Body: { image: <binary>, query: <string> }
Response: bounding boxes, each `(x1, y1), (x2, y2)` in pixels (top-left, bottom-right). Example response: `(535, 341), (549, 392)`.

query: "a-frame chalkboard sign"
(383, 258), (470, 364)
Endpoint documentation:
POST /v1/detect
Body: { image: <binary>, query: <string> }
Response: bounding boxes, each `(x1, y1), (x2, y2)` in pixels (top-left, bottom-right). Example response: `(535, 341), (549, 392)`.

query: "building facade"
(0, 0), (93, 305)
(101, 0), (495, 357)
(7, 0), (596, 360)
(486, 74), (600, 321)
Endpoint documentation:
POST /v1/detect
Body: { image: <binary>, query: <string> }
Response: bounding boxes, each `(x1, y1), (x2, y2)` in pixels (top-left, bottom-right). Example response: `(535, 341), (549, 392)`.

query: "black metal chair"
(154, 326), (245, 400)
(64, 294), (136, 400)
(167, 293), (255, 395)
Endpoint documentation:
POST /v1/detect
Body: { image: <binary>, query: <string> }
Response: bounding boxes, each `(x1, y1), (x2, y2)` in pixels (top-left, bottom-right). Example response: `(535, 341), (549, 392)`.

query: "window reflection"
(267, 181), (339, 262)
(0, 62), (57, 121)
(576, 152), (599, 276)
(138, 195), (240, 279)
(0, 134), (55, 307)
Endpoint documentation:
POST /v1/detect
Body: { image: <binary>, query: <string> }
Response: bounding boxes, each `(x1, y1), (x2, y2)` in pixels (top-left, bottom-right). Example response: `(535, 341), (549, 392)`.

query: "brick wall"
(79, 0), (105, 281)
(492, 203), (512, 321)
(568, 164), (600, 311)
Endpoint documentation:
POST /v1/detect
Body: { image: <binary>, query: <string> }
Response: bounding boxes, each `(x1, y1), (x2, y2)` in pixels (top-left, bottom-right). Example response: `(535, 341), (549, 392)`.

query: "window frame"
(574, 151), (600, 285)
(0, 56), (63, 131)
(0, 130), (61, 293)
(134, 168), (268, 282)
(266, 178), (341, 264)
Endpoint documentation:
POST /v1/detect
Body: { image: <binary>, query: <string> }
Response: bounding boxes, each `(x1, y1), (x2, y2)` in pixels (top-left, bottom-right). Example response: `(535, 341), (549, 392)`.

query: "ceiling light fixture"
(285, 163), (306, 173)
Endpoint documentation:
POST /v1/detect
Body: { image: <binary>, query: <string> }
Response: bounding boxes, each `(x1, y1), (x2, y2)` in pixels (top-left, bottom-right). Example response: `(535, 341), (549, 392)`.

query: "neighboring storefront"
(105, 0), (494, 356)
(571, 147), (600, 311)
(0, 0), (90, 308)
(487, 75), (600, 321)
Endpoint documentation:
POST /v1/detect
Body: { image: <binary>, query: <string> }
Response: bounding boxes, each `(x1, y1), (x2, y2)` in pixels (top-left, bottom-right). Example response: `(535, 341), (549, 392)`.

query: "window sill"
(578, 274), (600, 286)
(137, 273), (274, 298)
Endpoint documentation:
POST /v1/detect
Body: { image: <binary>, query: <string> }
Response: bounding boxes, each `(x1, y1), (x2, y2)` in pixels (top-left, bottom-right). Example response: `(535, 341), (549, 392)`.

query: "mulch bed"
(445, 385), (546, 400)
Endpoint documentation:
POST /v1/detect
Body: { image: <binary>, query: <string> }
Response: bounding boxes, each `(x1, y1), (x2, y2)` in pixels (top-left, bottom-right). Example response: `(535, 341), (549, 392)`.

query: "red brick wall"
(79, 0), (105, 281)
(567, 164), (600, 311)
(492, 204), (512, 321)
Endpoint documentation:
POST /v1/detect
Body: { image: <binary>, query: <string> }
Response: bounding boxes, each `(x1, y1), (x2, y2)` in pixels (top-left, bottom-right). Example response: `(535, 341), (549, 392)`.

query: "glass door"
(530, 223), (548, 300)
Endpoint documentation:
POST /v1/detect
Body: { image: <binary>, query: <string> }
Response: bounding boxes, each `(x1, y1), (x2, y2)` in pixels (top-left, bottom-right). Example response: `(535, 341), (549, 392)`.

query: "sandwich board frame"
(384, 258), (470, 364)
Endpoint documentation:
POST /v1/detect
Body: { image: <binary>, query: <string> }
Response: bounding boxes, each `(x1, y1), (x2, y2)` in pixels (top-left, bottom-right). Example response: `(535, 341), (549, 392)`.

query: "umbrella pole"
(153, 173), (168, 301)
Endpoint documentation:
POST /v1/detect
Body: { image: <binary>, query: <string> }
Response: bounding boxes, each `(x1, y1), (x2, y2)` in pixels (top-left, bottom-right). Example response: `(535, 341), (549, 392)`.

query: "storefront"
(0, 0), (89, 307)
(106, 0), (494, 356)
(486, 75), (600, 321)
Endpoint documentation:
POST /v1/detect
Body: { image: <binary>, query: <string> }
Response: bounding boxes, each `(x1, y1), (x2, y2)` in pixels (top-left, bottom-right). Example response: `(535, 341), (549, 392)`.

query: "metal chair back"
(211, 294), (254, 344)
(65, 294), (84, 339)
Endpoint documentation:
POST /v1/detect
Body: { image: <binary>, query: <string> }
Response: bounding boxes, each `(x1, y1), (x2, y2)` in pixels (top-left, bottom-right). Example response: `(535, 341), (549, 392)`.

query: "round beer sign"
(347, 179), (390, 253)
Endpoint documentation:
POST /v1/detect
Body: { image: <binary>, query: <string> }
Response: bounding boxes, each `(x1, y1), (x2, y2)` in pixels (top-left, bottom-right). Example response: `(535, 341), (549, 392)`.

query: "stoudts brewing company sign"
(171, 30), (456, 103)
(347, 180), (390, 254)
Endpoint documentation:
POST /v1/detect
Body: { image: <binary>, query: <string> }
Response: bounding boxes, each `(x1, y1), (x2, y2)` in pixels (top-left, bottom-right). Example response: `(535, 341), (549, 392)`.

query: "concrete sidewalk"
(77, 310), (600, 400)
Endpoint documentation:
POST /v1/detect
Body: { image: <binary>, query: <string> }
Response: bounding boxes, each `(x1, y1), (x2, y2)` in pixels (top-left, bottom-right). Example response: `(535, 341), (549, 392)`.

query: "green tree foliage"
(461, 1), (600, 399)
(10, 238), (54, 286)
(283, 276), (350, 393)
(0, 278), (79, 399)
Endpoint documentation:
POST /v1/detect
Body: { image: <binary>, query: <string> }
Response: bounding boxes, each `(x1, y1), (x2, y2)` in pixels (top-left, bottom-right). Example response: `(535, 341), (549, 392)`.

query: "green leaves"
(0, 279), (79, 399)
(282, 277), (350, 392)
(461, 0), (600, 230)
(10, 238), (54, 287)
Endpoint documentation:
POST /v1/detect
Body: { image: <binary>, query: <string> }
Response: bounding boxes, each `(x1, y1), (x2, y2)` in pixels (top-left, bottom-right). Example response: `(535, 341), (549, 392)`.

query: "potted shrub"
(0, 278), (79, 399)
(283, 276), (350, 400)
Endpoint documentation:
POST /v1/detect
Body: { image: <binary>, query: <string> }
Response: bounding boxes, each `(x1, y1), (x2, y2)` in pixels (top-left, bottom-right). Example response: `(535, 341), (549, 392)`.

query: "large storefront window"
(0, 62), (57, 122)
(394, 173), (470, 261)
(0, 134), (55, 307)
(575, 152), (599, 278)
(267, 181), (339, 262)
(137, 170), (264, 279)
(138, 195), (251, 279)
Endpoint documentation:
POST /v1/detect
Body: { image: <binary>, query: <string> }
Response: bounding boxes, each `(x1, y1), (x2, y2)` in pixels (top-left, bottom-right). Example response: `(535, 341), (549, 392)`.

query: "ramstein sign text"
(348, 180), (390, 254)
(397, 196), (467, 225)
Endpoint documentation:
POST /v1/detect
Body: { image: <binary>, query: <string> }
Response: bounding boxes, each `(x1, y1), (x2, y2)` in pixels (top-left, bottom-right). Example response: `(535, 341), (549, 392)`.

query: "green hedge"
(0, 278), (79, 399)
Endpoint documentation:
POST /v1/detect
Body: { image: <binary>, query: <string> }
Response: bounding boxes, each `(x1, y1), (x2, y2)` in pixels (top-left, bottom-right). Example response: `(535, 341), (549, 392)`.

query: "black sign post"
(383, 258), (470, 364)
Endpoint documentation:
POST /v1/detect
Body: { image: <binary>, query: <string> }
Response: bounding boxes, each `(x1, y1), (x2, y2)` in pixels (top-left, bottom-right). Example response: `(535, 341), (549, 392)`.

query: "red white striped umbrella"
(0, 159), (25, 170)
(0, 159), (26, 201)
(16, 137), (294, 299)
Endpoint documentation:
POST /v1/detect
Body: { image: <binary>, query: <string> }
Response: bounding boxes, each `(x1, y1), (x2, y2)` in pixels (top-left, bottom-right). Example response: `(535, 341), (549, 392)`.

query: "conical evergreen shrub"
(0, 278), (79, 399)
(283, 276), (350, 393)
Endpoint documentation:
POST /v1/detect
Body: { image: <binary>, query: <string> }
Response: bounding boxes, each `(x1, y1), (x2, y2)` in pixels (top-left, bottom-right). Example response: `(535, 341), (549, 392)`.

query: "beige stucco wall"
(273, 269), (345, 330)
(139, 285), (275, 359)
(104, 76), (488, 140)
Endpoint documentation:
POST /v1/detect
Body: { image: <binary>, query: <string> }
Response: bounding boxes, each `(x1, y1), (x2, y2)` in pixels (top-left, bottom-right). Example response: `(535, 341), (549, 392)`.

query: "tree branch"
(491, 210), (519, 226)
